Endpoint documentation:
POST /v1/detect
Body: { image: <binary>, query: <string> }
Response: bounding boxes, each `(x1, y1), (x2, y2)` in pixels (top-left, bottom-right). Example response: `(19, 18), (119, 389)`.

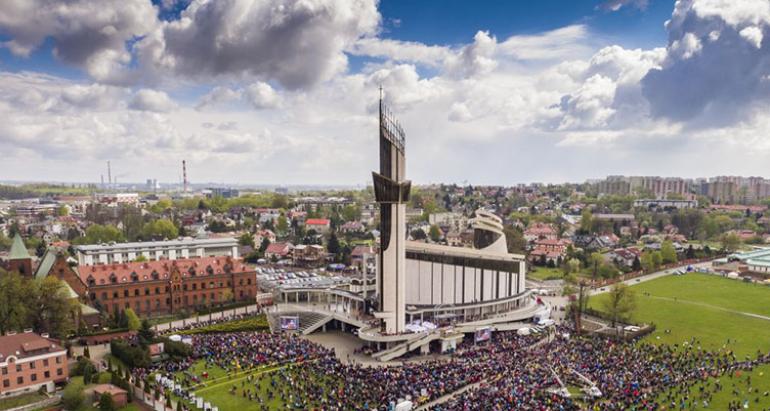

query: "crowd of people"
(134, 323), (770, 411)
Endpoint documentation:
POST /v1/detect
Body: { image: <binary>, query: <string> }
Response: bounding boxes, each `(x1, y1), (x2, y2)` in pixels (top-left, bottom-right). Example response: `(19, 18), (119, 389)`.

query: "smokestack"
(182, 160), (189, 192)
(107, 161), (112, 187)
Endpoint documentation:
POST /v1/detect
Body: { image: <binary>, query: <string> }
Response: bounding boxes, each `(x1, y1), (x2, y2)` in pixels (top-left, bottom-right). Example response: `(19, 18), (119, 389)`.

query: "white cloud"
(136, 0), (379, 89)
(350, 37), (451, 67)
(739, 26), (764, 48)
(130, 89), (176, 112)
(444, 31), (498, 78)
(597, 0), (649, 12)
(0, 0), (158, 82)
(643, 0), (770, 122)
(245, 82), (281, 109)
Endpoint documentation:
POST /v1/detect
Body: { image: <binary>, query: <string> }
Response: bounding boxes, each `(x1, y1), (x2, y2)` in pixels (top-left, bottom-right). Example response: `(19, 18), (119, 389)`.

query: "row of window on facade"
(86, 265), (232, 286)
(90, 278), (252, 301)
(103, 289), (251, 314)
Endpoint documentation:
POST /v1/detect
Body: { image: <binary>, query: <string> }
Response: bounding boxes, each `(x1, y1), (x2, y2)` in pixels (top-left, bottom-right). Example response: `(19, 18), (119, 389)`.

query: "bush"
(110, 340), (151, 369)
(177, 315), (269, 335)
(98, 392), (115, 411)
(158, 338), (193, 359)
(62, 383), (84, 410)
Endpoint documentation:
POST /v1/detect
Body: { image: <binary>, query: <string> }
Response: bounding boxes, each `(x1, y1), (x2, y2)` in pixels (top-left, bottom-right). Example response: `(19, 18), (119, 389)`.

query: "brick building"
(78, 256), (256, 316)
(5, 234), (33, 277)
(0, 331), (68, 398)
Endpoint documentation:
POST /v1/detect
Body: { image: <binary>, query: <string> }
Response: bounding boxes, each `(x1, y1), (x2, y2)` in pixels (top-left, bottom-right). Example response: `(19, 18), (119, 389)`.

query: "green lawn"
(590, 273), (770, 357)
(528, 266), (565, 281)
(658, 364), (770, 410)
(589, 273), (770, 409)
(0, 392), (48, 411)
(166, 360), (344, 410)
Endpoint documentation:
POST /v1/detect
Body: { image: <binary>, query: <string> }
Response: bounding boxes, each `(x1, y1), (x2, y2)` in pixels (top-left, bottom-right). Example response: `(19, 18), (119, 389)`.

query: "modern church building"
(269, 95), (545, 360)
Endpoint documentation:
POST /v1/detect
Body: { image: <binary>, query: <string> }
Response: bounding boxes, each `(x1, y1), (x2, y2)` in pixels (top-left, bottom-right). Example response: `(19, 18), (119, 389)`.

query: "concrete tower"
(372, 91), (411, 334)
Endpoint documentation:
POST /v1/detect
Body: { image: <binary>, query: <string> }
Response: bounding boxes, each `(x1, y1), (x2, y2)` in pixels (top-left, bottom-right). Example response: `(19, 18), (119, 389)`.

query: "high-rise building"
(372, 95), (411, 334)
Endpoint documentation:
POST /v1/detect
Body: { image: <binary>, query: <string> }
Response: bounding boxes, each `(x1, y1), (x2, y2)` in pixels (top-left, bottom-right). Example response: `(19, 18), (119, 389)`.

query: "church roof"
(34, 249), (57, 279)
(8, 234), (31, 260)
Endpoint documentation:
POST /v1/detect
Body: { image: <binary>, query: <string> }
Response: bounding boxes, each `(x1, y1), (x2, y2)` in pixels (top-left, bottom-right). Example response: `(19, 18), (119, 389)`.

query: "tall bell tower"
(372, 89), (411, 334)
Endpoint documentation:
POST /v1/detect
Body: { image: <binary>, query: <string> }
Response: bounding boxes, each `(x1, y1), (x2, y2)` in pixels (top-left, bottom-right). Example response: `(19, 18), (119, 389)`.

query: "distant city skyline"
(1, 1), (769, 185)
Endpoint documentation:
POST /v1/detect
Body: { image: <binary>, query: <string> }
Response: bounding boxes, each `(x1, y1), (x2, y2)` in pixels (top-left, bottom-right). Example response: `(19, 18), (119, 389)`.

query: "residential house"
(305, 218), (331, 234)
(529, 238), (571, 265)
(605, 248), (641, 268)
(292, 244), (326, 267)
(523, 223), (557, 242)
(0, 331), (68, 397)
(265, 242), (294, 260)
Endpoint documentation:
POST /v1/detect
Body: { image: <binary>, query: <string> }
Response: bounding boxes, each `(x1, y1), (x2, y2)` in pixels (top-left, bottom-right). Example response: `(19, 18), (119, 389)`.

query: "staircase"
(267, 311), (335, 335)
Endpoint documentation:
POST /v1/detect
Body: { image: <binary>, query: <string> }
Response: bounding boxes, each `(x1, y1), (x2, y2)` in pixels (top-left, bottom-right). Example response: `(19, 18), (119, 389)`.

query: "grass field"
(0, 392), (47, 410)
(590, 273), (770, 409)
(528, 266), (565, 281)
(168, 362), (290, 410)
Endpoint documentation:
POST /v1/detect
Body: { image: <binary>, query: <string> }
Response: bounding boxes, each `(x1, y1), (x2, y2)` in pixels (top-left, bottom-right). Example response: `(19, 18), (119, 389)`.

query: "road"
(589, 261), (714, 296)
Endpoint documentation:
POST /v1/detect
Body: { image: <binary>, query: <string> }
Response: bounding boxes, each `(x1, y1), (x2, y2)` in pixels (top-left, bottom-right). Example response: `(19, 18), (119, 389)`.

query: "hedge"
(177, 315), (269, 335)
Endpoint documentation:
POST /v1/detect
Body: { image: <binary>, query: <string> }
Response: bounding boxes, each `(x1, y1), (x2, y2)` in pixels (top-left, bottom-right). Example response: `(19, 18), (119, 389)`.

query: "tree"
(83, 361), (94, 384)
(651, 251), (663, 269)
(327, 233), (341, 255)
(276, 215), (289, 236)
(580, 208), (594, 233)
(27, 276), (75, 338)
(601, 283), (637, 327)
(632, 256), (641, 271)
(0, 272), (29, 335)
(411, 229), (427, 241)
(79, 224), (125, 245)
(341, 204), (361, 222)
(83, 345), (91, 359)
(238, 232), (255, 248)
(588, 252), (604, 281)
(62, 383), (84, 410)
(138, 319), (155, 347)
(565, 258), (581, 276)
(720, 232), (741, 252)
(57, 205), (69, 216)
(428, 225), (441, 242)
(640, 252), (655, 272)
(124, 308), (141, 331)
(660, 240), (678, 264)
(259, 238), (270, 254)
(99, 392), (116, 411)
(142, 219), (179, 241)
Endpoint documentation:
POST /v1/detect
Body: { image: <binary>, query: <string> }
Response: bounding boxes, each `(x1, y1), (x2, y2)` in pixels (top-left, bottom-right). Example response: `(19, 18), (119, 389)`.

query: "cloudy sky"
(1, 0), (769, 186)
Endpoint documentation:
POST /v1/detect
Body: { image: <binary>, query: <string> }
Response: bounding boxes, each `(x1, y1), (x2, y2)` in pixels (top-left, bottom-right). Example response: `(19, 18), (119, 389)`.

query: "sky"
(1, 0), (770, 186)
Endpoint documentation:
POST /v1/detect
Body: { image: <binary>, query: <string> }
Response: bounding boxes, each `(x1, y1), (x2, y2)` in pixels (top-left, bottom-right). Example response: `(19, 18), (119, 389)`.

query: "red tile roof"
(305, 218), (330, 226)
(265, 242), (293, 256)
(0, 332), (64, 362)
(80, 256), (251, 285)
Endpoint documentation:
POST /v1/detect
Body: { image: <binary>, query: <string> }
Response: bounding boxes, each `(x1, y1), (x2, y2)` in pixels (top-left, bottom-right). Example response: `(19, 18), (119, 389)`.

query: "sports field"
(590, 273), (770, 409)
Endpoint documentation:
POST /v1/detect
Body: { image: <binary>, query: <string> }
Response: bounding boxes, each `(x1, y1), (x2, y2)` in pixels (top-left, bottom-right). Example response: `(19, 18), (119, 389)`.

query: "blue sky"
(0, 0), (769, 185)
(378, 0), (673, 48)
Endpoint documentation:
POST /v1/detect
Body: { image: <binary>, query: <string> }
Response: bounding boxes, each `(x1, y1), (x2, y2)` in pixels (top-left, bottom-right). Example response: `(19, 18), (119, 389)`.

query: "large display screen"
(280, 316), (300, 331)
(474, 327), (492, 342)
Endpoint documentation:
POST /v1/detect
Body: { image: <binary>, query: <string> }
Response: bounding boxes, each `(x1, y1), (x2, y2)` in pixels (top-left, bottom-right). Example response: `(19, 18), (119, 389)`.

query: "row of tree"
(0, 272), (75, 338)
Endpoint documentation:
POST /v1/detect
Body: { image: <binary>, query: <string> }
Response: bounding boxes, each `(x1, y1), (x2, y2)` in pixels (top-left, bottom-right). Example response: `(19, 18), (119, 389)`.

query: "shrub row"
(177, 315), (269, 335)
